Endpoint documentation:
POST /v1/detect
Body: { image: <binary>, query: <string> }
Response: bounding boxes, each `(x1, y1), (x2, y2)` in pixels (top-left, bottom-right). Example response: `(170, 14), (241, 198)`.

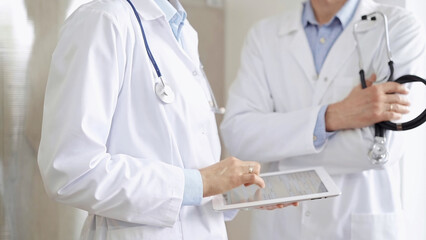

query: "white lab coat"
(38, 0), (230, 239)
(221, 0), (426, 239)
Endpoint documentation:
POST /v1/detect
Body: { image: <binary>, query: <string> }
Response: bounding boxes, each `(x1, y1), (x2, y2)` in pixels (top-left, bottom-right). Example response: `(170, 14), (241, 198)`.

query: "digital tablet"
(212, 167), (341, 211)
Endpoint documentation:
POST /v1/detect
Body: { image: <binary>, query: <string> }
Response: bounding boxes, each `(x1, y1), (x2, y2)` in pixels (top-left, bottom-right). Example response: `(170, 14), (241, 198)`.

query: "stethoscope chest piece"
(368, 136), (389, 165)
(155, 82), (175, 104)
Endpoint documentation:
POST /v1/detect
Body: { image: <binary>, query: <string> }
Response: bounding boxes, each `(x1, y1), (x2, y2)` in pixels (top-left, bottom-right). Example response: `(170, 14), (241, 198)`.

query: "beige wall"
(183, 1), (226, 125)
(224, 0), (302, 91)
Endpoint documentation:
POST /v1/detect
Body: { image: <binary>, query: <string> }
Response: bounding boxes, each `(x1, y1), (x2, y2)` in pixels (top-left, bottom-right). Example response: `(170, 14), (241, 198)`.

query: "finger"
(366, 74), (377, 87)
(242, 174), (265, 188)
(267, 205), (279, 210)
(257, 206), (273, 210)
(279, 202), (298, 208)
(386, 104), (410, 114)
(257, 203), (296, 210)
(382, 111), (403, 121)
(243, 162), (261, 175)
(385, 94), (410, 106)
(380, 82), (409, 94)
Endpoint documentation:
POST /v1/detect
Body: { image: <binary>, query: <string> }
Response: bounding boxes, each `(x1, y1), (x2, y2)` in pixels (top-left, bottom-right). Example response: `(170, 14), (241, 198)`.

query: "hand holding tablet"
(213, 167), (341, 211)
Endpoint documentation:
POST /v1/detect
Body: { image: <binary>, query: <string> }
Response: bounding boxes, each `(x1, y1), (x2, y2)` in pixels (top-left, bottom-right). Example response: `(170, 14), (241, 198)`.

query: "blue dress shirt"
(303, 0), (359, 148)
(153, 0), (203, 206)
(153, 0), (187, 41)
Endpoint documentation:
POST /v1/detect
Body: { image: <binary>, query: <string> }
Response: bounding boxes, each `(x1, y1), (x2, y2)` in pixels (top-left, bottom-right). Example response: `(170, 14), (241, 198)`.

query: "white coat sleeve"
(221, 27), (323, 163)
(38, 8), (184, 227)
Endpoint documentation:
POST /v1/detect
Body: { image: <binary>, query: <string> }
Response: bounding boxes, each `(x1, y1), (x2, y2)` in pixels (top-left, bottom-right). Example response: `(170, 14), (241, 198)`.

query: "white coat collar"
(127, 0), (200, 71)
(277, 0), (378, 37)
(131, 0), (165, 20)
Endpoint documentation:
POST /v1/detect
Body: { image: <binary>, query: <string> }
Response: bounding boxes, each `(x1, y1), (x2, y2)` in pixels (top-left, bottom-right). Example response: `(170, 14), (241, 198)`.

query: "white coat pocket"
(350, 211), (405, 240)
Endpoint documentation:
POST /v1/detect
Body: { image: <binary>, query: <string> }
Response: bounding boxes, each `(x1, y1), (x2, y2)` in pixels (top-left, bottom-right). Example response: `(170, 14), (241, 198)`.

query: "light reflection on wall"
(1, 0), (88, 239)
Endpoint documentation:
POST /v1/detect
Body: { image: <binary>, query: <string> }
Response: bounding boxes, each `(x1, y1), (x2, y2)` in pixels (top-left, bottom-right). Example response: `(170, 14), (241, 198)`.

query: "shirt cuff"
(182, 169), (203, 206)
(313, 105), (335, 149)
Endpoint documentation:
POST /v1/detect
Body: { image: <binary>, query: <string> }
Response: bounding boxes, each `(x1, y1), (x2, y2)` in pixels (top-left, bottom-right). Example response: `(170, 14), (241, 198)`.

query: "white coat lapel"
(153, 17), (200, 72)
(180, 21), (200, 66)
(313, 0), (378, 104)
(278, 6), (317, 88)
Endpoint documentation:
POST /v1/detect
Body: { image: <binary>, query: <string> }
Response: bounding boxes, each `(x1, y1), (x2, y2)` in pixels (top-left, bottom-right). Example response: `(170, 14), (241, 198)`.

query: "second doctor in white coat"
(221, 0), (426, 239)
(36, 0), (282, 239)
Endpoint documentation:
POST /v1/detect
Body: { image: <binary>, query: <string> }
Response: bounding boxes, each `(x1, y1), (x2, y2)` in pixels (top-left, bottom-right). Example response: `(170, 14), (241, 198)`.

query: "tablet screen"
(226, 170), (328, 204)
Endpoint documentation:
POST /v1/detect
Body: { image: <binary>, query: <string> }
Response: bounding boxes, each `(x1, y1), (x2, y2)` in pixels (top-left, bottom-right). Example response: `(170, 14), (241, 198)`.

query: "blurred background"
(0, 0), (425, 239)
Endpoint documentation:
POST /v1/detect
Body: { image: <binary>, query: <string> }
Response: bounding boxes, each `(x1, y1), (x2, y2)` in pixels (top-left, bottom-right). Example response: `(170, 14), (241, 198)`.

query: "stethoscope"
(353, 12), (426, 165)
(126, 0), (225, 114)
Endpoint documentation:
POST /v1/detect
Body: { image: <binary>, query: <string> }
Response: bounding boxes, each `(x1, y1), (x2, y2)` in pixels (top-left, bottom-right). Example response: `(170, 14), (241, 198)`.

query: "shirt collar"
(302, 0), (359, 28)
(336, 0), (359, 28)
(153, 0), (186, 23)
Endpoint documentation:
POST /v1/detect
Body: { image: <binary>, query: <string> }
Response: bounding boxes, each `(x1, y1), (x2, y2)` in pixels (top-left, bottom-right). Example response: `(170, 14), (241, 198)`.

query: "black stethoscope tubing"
(357, 14), (426, 137)
(360, 62), (426, 133)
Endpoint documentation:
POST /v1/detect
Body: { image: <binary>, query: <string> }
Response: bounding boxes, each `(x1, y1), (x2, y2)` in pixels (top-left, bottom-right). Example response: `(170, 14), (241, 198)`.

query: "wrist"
(199, 168), (210, 198)
(325, 103), (343, 131)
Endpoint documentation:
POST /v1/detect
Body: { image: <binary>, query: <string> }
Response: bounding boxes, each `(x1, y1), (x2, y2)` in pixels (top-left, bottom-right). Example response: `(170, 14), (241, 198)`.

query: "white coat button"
(305, 211), (311, 217)
(313, 75), (318, 81)
(324, 77), (328, 82)
(192, 71), (198, 76)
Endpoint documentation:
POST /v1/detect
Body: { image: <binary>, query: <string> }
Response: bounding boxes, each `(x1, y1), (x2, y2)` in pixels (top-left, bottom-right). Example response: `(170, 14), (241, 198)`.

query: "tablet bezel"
(212, 167), (341, 211)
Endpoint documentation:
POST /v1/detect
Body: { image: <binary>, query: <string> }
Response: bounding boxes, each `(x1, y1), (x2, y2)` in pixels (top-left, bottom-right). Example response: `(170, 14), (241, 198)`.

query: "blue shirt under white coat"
(303, 0), (360, 148)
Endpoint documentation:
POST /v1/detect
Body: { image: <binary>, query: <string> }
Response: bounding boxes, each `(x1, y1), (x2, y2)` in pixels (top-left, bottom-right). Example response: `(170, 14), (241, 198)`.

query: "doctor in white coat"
(221, 0), (426, 239)
(36, 0), (293, 239)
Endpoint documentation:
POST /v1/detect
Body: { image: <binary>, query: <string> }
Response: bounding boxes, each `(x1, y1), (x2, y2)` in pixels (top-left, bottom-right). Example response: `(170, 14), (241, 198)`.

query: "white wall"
(399, 1), (426, 239)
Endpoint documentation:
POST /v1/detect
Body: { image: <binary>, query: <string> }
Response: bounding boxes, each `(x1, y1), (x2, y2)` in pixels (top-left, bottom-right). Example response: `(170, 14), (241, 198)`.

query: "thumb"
(366, 74), (377, 87)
